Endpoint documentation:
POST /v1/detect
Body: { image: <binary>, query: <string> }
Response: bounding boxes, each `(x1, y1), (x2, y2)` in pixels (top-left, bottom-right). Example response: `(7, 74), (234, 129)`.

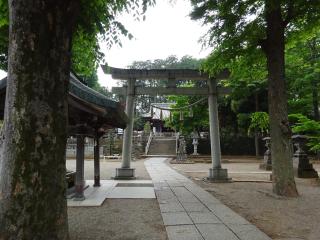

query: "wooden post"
(93, 134), (101, 187)
(74, 135), (85, 200)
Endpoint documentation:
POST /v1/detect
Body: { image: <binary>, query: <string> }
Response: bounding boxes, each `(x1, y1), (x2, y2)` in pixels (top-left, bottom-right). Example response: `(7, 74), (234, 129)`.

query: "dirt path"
(172, 158), (320, 240)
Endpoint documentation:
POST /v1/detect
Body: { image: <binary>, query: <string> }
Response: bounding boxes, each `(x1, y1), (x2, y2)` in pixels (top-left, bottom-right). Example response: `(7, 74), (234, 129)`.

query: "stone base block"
(73, 183), (89, 201)
(295, 168), (319, 178)
(73, 194), (85, 201)
(259, 163), (272, 171)
(93, 176), (101, 187)
(113, 168), (136, 180)
(207, 168), (232, 183)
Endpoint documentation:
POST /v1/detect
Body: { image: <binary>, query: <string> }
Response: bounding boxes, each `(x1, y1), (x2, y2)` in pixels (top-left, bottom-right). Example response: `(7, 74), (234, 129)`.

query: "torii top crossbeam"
(101, 65), (230, 96)
(101, 65), (230, 81)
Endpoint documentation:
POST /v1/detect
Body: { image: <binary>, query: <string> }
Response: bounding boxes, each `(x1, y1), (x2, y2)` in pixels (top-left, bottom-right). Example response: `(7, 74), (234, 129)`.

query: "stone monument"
(260, 137), (272, 170)
(177, 135), (187, 162)
(292, 135), (318, 178)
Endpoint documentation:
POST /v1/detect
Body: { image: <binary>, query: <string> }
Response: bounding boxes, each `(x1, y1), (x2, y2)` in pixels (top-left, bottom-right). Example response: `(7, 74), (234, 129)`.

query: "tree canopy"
(0, 0), (155, 85)
(189, 0), (320, 196)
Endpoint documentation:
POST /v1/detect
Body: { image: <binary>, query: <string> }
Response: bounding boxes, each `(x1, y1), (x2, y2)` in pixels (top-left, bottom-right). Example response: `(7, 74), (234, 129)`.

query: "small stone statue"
(260, 137), (272, 170)
(177, 135), (187, 162)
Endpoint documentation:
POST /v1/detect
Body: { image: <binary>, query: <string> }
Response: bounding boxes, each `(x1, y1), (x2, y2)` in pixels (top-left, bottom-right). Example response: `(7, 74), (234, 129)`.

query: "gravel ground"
(172, 158), (320, 240)
(68, 199), (167, 240)
(67, 158), (168, 240)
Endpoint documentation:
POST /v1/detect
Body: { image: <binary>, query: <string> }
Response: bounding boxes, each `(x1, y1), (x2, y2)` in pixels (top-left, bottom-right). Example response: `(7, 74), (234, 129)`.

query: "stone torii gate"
(102, 66), (231, 182)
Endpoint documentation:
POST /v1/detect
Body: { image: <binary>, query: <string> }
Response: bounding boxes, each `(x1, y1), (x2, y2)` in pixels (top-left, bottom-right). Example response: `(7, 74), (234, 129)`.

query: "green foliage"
(190, 0), (320, 56)
(71, 30), (104, 78)
(236, 113), (250, 134)
(0, 0), (155, 74)
(165, 94), (209, 134)
(191, 1), (320, 116)
(70, 0), (155, 89)
(248, 112), (269, 136)
(134, 116), (146, 131)
(286, 30), (320, 118)
(143, 121), (151, 133)
(289, 114), (320, 152)
(0, 0), (8, 70)
(128, 55), (203, 115)
(131, 55), (203, 69)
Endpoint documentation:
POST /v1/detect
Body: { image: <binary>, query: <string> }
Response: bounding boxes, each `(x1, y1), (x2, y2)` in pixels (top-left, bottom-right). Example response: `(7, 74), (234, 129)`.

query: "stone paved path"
(145, 157), (271, 240)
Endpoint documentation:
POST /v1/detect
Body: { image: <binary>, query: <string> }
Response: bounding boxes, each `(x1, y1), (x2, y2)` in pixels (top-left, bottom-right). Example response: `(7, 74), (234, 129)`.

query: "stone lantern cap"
(262, 137), (271, 141)
(292, 134), (308, 141)
(191, 131), (200, 139)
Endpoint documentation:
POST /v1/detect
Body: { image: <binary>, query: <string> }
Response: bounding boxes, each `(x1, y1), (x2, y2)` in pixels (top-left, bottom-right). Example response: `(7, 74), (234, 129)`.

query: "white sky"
(0, 0), (212, 89)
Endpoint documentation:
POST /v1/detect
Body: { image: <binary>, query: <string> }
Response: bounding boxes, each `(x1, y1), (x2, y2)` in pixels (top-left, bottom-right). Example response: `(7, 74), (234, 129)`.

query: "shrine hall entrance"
(102, 65), (231, 182)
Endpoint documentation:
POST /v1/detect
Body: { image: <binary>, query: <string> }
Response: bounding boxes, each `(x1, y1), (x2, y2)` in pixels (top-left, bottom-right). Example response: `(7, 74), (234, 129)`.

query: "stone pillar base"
(295, 166), (319, 178)
(73, 194), (85, 201)
(93, 176), (101, 187)
(259, 163), (272, 171)
(207, 168), (232, 182)
(113, 168), (136, 180)
(73, 181), (87, 201)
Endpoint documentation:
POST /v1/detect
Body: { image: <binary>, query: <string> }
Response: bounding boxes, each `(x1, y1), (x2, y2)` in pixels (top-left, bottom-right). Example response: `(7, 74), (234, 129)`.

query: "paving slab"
(189, 212), (221, 224)
(207, 204), (251, 225)
(156, 190), (177, 201)
(177, 195), (201, 203)
(107, 187), (155, 199)
(68, 179), (156, 206)
(196, 223), (239, 240)
(181, 202), (209, 212)
(159, 202), (185, 213)
(162, 212), (193, 226)
(67, 180), (116, 207)
(228, 224), (271, 240)
(144, 157), (271, 240)
(166, 225), (204, 240)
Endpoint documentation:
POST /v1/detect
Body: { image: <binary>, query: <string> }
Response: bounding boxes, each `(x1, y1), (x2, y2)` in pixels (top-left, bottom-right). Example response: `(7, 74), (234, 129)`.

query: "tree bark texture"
(254, 93), (260, 157)
(265, 0), (298, 197)
(308, 40), (320, 121)
(311, 80), (319, 121)
(0, 0), (79, 239)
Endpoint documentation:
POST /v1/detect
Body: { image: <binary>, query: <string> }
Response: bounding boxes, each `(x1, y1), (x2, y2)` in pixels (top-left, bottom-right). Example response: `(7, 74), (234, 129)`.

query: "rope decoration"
(150, 98), (206, 111)
(150, 98), (206, 121)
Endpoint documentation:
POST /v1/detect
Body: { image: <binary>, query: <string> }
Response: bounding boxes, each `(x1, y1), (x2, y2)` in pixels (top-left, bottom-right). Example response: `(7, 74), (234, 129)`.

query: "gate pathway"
(145, 157), (271, 240)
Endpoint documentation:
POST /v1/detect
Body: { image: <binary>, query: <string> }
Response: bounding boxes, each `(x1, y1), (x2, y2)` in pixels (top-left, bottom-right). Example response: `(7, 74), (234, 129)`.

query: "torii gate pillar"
(114, 78), (136, 179)
(207, 78), (230, 182)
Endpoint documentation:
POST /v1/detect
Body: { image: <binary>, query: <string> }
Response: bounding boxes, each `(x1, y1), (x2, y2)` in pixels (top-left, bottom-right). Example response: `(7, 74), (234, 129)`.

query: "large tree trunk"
(0, 0), (78, 239)
(312, 80), (319, 121)
(308, 39), (320, 121)
(264, 0), (298, 197)
(254, 92), (260, 158)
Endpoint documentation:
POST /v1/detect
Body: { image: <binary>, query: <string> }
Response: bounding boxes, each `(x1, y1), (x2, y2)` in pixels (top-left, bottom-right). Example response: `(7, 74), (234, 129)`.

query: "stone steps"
(148, 138), (176, 155)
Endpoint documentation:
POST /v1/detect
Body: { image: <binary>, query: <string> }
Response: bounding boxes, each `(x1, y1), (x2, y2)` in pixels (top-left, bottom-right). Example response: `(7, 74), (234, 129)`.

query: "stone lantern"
(259, 137), (272, 170)
(191, 130), (200, 155)
(292, 135), (318, 178)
